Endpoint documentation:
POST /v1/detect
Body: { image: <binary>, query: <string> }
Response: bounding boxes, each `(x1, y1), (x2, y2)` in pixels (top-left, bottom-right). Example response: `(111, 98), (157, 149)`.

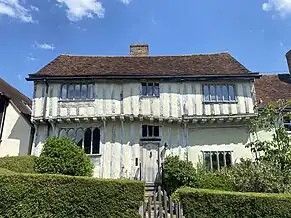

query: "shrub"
(0, 156), (37, 173)
(35, 137), (94, 177)
(163, 156), (197, 194)
(197, 170), (235, 191)
(0, 168), (16, 175)
(228, 159), (290, 193)
(175, 187), (291, 218)
(0, 173), (144, 218)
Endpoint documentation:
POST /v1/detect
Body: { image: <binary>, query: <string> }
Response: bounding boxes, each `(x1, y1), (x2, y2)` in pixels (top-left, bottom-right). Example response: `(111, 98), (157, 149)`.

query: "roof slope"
(255, 74), (291, 104)
(0, 78), (32, 121)
(31, 52), (251, 77)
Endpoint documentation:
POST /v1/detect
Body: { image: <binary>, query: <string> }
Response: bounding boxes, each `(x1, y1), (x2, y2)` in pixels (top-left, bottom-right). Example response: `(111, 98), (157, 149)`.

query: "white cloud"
(0, 0), (37, 23)
(262, 0), (291, 17)
(30, 5), (39, 12)
(56, 0), (105, 21)
(120, 0), (132, 4)
(34, 42), (55, 50)
(26, 56), (36, 61)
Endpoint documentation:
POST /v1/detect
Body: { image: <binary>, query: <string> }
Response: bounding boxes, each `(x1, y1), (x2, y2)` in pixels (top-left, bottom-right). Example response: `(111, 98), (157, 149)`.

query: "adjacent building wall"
(0, 102), (31, 157)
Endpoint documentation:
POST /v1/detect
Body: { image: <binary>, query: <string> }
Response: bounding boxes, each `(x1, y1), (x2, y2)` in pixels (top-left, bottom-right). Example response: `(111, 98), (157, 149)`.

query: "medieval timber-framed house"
(27, 44), (261, 183)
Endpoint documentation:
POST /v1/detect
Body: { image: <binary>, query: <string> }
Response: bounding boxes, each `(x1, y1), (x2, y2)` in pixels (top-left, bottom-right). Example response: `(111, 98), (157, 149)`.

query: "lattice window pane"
(92, 128), (100, 154)
(84, 128), (92, 154)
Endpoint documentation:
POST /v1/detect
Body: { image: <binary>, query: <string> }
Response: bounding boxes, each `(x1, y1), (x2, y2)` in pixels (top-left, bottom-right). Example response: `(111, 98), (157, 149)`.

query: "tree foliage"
(247, 100), (291, 173)
(35, 137), (94, 177)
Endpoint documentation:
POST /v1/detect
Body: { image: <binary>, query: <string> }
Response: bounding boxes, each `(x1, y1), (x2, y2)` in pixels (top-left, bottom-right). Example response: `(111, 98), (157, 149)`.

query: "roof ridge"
(59, 52), (230, 58)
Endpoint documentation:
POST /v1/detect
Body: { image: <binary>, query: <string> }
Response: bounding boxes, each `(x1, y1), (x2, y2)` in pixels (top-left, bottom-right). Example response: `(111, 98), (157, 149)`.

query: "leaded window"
(141, 83), (160, 97)
(58, 127), (100, 154)
(203, 151), (232, 170)
(60, 83), (94, 100)
(203, 84), (236, 102)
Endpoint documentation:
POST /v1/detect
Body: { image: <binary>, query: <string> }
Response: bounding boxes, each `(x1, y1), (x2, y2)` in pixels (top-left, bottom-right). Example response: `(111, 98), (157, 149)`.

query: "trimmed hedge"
(175, 187), (291, 218)
(0, 156), (36, 173)
(0, 168), (15, 175)
(0, 174), (144, 217)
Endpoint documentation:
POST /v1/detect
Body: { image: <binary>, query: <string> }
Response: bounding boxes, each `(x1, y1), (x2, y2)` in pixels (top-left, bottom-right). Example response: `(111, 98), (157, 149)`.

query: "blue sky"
(0, 0), (291, 98)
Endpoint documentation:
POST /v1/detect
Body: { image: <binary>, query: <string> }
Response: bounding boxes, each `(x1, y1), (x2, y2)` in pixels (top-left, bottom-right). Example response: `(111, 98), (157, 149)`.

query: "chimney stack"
(130, 44), (149, 56)
(285, 50), (291, 74)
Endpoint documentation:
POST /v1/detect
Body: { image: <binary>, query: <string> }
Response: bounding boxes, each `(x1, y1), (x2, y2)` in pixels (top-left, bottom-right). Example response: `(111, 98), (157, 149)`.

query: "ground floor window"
(59, 127), (100, 155)
(203, 151), (232, 170)
(283, 117), (291, 132)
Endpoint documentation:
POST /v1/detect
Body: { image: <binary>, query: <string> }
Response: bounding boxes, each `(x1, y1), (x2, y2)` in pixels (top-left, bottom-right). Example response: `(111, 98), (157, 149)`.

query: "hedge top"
(0, 172), (144, 185)
(176, 187), (291, 199)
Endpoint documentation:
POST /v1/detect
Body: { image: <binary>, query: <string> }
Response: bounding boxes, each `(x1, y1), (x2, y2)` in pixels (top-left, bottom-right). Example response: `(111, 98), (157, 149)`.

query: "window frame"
(141, 82), (160, 97)
(141, 124), (161, 141)
(59, 83), (94, 101)
(283, 117), (291, 132)
(58, 127), (101, 155)
(202, 150), (233, 171)
(202, 84), (237, 103)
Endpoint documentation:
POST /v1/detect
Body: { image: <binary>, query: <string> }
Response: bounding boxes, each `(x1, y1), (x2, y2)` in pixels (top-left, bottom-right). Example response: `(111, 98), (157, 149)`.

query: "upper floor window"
(203, 84), (236, 103)
(142, 125), (160, 138)
(61, 83), (94, 100)
(141, 83), (159, 97)
(203, 151), (232, 171)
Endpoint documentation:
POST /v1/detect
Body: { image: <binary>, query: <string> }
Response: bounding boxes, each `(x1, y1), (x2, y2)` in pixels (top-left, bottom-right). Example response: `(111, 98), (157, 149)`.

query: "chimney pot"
(130, 44), (149, 56)
(285, 50), (291, 74)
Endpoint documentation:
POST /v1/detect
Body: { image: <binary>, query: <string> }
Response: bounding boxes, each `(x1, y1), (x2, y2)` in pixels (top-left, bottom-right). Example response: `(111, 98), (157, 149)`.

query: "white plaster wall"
(34, 119), (255, 179)
(0, 102), (31, 157)
(33, 80), (255, 120)
(33, 121), (142, 179)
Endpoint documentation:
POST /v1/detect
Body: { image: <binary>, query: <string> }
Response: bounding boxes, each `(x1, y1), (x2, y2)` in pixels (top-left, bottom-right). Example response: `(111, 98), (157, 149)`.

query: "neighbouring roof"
(0, 78), (32, 123)
(255, 74), (291, 104)
(29, 52), (255, 78)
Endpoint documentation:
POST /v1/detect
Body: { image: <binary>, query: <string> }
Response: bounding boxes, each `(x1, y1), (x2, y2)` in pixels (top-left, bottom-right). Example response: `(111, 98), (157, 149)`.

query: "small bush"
(163, 156), (197, 194)
(228, 159), (290, 193)
(197, 170), (235, 191)
(35, 137), (94, 177)
(0, 156), (36, 173)
(0, 174), (144, 218)
(175, 187), (291, 218)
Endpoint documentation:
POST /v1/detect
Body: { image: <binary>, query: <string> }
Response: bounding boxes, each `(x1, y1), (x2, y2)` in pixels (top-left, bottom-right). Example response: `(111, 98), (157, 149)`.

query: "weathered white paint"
(0, 102), (31, 157)
(32, 80), (259, 181)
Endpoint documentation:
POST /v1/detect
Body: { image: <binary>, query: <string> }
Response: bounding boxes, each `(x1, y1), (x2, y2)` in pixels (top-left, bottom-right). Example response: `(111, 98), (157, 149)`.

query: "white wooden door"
(142, 143), (159, 183)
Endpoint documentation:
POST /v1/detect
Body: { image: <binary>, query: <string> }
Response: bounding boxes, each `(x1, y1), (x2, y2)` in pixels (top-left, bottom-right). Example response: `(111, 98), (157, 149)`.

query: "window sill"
(203, 101), (238, 104)
(87, 154), (102, 157)
(140, 138), (161, 142)
(140, 95), (160, 99)
(58, 99), (95, 103)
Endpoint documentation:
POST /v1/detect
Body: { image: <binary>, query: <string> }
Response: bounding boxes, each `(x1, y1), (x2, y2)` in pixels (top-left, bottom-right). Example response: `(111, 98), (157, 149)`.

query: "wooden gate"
(139, 186), (184, 218)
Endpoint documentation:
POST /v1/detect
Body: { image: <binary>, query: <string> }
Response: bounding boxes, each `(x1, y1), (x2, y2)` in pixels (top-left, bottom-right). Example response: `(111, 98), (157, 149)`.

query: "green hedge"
(0, 156), (36, 173)
(0, 174), (144, 218)
(175, 187), (291, 218)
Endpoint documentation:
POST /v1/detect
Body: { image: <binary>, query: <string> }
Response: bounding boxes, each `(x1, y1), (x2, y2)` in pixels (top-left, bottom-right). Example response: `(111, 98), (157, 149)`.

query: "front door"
(142, 143), (159, 183)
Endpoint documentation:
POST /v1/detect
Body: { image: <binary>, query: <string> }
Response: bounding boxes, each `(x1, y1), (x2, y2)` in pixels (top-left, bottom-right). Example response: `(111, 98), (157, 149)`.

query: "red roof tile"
(31, 52), (251, 77)
(255, 74), (291, 104)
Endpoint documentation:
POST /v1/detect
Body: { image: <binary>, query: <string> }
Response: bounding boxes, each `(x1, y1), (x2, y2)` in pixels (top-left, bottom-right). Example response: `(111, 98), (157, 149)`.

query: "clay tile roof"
(0, 78), (32, 122)
(31, 52), (251, 77)
(255, 74), (291, 104)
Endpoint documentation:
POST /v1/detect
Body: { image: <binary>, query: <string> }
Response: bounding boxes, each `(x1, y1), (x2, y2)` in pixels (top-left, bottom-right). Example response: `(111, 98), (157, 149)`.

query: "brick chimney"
(286, 50), (291, 74)
(130, 44), (149, 56)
